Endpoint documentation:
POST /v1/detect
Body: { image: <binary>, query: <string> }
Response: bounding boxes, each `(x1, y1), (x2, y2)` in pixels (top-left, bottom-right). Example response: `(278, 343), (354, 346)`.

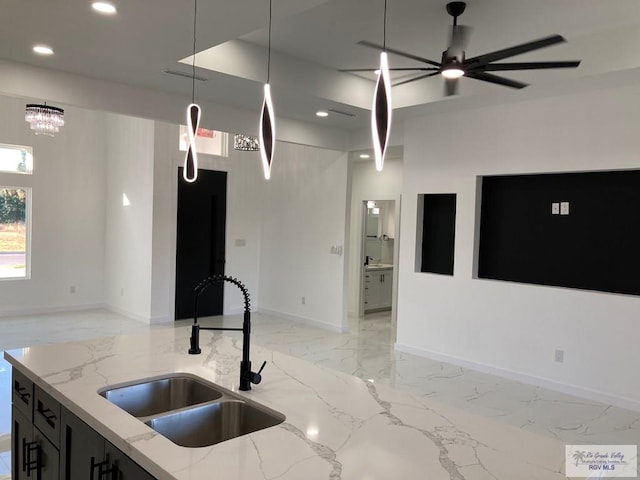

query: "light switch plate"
(234, 239), (247, 247)
(551, 203), (560, 215)
(560, 202), (570, 215)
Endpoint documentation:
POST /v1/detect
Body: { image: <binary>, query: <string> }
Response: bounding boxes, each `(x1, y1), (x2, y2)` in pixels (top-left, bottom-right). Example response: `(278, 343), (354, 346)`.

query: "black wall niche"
(419, 193), (457, 275)
(478, 170), (640, 296)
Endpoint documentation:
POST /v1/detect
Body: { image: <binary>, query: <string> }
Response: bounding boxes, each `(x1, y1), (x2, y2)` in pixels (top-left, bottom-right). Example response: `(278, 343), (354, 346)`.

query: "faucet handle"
(252, 361), (267, 385)
(244, 360), (267, 386)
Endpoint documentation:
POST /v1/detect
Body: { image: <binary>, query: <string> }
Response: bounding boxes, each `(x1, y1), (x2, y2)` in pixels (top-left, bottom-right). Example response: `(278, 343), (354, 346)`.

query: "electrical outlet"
(560, 202), (570, 215)
(554, 349), (564, 363)
(120, 287), (125, 297)
(301, 296), (306, 305)
(69, 285), (76, 294)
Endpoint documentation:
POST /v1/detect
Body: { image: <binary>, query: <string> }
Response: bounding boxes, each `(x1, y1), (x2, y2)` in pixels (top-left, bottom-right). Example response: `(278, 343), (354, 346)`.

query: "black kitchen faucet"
(188, 275), (266, 391)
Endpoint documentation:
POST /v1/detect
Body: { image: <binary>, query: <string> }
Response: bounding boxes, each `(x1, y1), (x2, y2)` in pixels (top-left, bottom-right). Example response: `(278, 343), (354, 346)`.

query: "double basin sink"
(98, 373), (285, 448)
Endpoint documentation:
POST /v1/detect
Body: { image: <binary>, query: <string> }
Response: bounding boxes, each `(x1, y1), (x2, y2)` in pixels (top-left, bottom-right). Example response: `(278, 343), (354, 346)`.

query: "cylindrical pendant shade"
(183, 103), (201, 183)
(259, 84), (276, 180)
(372, 52), (392, 172)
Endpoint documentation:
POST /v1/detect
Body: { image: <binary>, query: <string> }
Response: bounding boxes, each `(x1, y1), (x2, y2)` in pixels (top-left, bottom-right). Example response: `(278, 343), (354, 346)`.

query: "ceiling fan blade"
(393, 72), (441, 87)
(448, 25), (471, 58)
(473, 60), (581, 72)
(444, 77), (459, 96)
(338, 67), (439, 72)
(358, 40), (441, 68)
(466, 72), (528, 89)
(465, 34), (566, 68)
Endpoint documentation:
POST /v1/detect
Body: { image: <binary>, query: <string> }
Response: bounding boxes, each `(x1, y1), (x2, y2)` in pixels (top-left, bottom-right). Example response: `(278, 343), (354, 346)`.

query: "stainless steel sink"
(147, 400), (285, 447)
(99, 373), (223, 418)
(99, 373), (285, 447)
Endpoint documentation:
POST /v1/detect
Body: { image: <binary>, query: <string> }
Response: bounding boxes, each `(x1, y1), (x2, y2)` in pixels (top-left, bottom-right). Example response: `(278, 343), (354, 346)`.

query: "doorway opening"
(175, 168), (227, 320)
(359, 198), (400, 336)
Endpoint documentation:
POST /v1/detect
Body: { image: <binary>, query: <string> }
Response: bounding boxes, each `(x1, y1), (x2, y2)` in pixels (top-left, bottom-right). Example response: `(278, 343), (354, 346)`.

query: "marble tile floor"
(0, 308), (638, 478)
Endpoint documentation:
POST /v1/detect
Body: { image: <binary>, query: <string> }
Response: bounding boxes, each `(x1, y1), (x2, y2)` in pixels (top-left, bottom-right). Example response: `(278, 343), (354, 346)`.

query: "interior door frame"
(357, 194), (401, 329)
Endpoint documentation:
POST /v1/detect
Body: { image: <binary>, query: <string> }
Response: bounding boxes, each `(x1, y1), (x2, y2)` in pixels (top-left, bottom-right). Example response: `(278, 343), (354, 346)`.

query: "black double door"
(175, 168), (227, 320)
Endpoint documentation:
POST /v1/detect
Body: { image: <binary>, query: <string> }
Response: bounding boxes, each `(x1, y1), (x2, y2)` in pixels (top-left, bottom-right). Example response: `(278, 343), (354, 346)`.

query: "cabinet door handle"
(91, 456), (117, 480)
(22, 438), (40, 477)
(37, 400), (57, 428)
(14, 382), (31, 404)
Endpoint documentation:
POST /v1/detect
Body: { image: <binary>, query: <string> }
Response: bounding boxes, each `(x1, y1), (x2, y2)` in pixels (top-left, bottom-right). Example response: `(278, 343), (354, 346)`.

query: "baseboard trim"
(395, 343), (640, 412)
(0, 303), (106, 318)
(105, 305), (152, 324)
(258, 308), (347, 333)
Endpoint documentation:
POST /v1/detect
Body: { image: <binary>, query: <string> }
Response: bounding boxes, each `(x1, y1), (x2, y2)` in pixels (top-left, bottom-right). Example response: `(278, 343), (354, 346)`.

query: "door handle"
(22, 438), (39, 476)
(37, 400), (57, 428)
(90, 456), (117, 480)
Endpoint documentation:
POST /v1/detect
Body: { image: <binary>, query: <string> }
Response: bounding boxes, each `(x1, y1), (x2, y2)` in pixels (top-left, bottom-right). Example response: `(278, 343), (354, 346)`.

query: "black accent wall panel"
(421, 194), (457, 275)
(478, 170), (640, 295)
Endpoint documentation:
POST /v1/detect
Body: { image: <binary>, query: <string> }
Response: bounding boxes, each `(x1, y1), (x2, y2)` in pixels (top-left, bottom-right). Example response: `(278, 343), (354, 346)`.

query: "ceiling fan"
(340, 1), (581, 96)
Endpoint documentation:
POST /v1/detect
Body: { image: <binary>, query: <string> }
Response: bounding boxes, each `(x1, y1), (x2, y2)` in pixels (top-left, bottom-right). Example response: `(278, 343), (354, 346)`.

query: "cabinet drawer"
(34, 385), (61, 448)
(12, 368), (34, 420)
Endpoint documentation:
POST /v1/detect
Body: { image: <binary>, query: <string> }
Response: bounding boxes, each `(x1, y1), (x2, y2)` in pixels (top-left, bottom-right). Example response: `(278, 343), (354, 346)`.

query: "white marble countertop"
(6, 326), (574, 479)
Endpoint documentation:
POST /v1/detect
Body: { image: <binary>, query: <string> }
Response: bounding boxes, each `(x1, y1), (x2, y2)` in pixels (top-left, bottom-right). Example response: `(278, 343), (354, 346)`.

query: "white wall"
(347, 157), (403, 316)
(0, 95), (107, 315)
(104, 114), (155, 321)
(258, 142), (349, 331)
(398, 83), (640, 410)
(150, 123), (265, 318)
(0, 59), (349, 152)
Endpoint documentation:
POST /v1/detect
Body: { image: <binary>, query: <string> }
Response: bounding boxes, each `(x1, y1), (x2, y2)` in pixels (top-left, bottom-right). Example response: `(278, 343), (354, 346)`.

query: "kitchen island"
(6, 326), (571, 479)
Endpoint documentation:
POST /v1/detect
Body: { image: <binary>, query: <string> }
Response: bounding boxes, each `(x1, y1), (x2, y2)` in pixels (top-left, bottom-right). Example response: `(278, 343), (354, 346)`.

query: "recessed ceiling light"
(92, 1), (117, 14)
(33, 45), (54, 55)
(316, 111), (329, 117)
(359, 154), (370, 159)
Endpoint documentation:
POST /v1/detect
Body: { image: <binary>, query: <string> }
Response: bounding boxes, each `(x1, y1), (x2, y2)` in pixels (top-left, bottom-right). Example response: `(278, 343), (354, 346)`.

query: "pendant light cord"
(267, 0), (272, 83)
(191, 0), (197, 104)
(383, 0), (387, 50)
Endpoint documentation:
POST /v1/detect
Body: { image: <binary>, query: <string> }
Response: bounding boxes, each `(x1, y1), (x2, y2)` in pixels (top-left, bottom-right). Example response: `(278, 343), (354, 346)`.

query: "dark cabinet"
(105, 441), (156, 480)
(61, 406), (107, 479)
(12, 406), (59, 480)
(61, 407), (156, 480)
(12, 367), (156, 480)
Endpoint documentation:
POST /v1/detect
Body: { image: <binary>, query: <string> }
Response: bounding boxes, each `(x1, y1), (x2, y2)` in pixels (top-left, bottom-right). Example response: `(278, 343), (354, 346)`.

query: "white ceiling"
(3, 0), (640, 130)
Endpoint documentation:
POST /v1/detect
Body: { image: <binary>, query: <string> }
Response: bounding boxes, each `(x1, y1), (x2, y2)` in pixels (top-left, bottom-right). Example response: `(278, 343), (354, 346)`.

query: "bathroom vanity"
(364, 265), (393, 312)
(6, 325), (568, 479)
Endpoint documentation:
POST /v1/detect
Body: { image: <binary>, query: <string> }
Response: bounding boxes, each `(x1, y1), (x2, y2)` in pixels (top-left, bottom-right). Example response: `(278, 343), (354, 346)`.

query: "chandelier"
(233, 134), (260, 152)
(25, 104), (65, 136)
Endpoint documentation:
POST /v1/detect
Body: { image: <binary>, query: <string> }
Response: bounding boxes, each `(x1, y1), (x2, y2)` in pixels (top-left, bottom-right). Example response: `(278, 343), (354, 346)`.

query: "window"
(178, 127), (229, 157)
(0, 143), (32, 279)
(0, 143), (33, 174)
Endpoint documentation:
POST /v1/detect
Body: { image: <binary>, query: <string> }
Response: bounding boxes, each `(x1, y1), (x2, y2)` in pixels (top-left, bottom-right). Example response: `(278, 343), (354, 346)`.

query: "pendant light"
(25, 103), (65, 136)
(259, 0), (276, 180)
(183, 0), (201, 183)
(372, 0), (392, 172)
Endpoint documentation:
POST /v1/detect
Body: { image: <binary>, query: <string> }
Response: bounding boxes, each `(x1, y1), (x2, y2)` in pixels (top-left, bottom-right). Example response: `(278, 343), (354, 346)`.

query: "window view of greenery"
(0, 143), (33, 174)
(0, 188), (28, 278)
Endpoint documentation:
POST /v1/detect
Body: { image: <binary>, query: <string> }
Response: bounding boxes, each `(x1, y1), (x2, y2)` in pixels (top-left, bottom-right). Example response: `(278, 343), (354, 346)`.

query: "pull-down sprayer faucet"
(188, 275), (265, 391)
